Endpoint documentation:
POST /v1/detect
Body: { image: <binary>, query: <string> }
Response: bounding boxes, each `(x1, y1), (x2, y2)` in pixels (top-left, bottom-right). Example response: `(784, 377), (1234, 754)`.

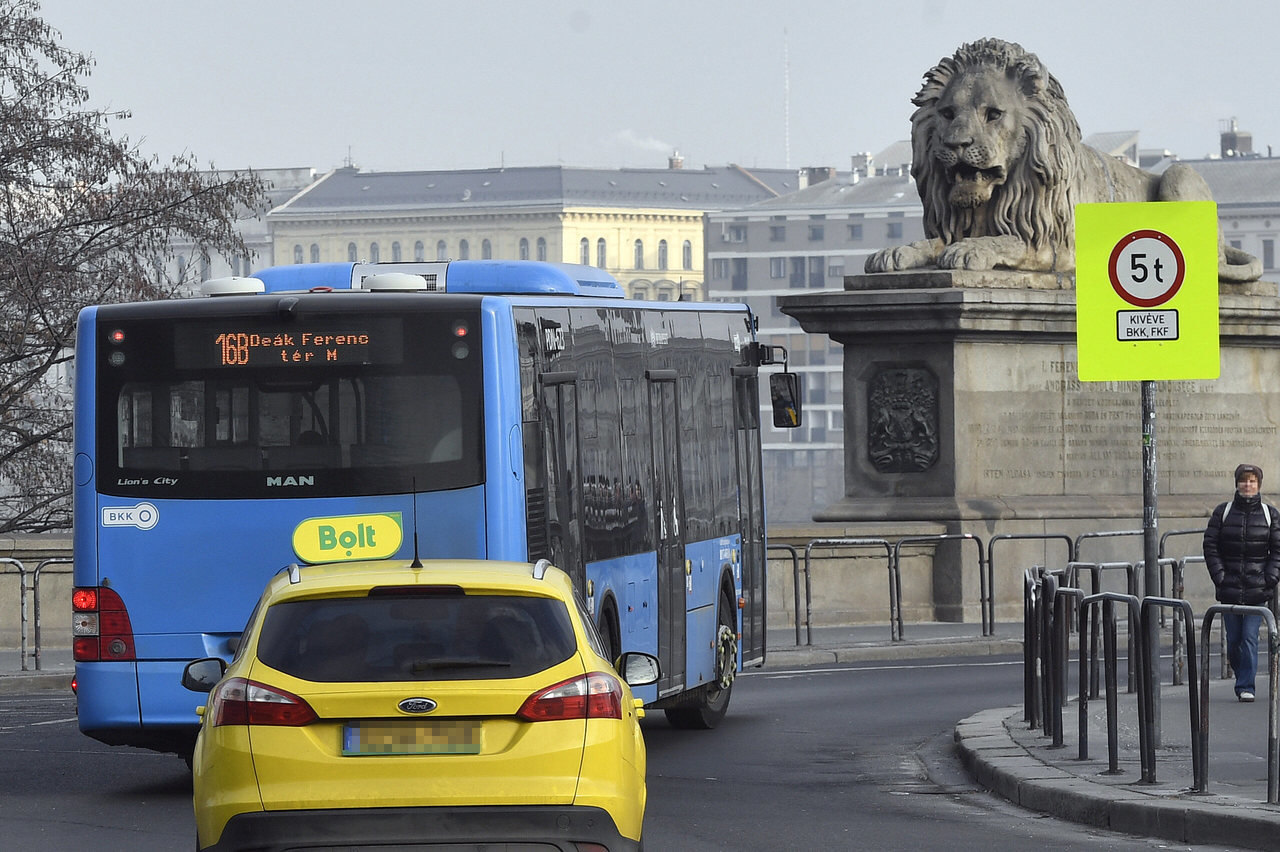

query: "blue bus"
(72, 260), (797, 757)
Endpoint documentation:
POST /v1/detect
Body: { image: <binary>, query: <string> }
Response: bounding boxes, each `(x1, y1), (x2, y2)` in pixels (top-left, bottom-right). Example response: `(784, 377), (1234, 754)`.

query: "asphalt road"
(0, 657), (1243, 850)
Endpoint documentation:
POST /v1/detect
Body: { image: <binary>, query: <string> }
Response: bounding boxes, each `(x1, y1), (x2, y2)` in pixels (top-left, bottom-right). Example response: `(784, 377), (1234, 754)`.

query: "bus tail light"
(208, 677), (318, 727)
(517, 673), (623, 721)
(72, 586), (136, 662)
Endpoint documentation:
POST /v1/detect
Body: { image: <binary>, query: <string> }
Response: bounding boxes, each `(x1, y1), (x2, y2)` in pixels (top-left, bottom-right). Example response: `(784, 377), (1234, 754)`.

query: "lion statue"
(865, 38), (1262, 282)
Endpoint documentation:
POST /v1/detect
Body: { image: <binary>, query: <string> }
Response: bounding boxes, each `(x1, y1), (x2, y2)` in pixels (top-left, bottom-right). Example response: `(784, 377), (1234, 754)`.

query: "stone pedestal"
(778, 270), (1280, 622)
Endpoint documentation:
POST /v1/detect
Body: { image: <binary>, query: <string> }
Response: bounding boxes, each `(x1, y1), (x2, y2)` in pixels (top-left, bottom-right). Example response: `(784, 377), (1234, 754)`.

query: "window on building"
(731, 258), (747, 290)
(682, 240), (692, 270)
(597, 238), (607, 268)
(887, 221), (903, 240)
(1264, 239), (1275, 270)
(519, 238), (530, 260)
(200, 252), (211, 281)
(348, 242), (358, 262)
(770, 257), (786, 279)
(536, 237), (547, 262)
(414, 240), (425, 261)
(848, 223), (863, 240)
(711, 258), (730, 279)
(177, 256), (187, 279)
(1230, 239), (1242, 250)
(309, 244), (319, 263)
(808, 257), (824, 288)
(232, 256), (241, 277)
(658, 288), (673, 301)
(808, 224), (824, 241)
(391, 241), (401, 262)
(580, 238), (590, 265)
(459, 239), (470, 260)
(293, 245), (303, 263)
(726, 225), (746, 243)
(437, 240), (448, 261)
(658, 240), (669, 270)
(789, 257), (805, 288)
(370, 243), (380, 262)
(770, 225), (786, 241)
(482, 239), (492, 259)
(828, 258), (845, 279)
(632, 285), (649, 300)
(634, 239), (644, 269)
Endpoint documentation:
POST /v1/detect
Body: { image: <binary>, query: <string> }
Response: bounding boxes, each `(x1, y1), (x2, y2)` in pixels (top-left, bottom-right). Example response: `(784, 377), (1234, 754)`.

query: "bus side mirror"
(769, 372), (802, 428)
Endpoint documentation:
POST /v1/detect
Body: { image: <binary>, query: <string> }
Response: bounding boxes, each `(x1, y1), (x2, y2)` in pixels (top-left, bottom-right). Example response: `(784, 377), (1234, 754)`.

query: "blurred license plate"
(342, 720), (481, 756)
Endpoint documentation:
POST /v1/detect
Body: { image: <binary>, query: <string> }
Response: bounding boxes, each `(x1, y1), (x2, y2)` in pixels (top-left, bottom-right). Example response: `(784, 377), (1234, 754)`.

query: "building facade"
(705, 147), (926, 522)
(265, 162), (798, 301)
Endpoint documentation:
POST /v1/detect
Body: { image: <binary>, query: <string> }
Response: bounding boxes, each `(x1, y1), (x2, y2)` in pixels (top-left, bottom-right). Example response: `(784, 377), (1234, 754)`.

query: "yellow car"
(181, 558), (659, 852)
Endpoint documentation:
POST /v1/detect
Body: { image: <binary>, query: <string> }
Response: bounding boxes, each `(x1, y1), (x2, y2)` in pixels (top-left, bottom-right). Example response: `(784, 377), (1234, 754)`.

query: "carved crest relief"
(867, 367), (939, 472)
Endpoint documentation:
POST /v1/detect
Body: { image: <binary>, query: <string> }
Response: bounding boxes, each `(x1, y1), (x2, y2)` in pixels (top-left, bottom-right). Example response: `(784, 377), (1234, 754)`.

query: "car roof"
(261, 559), (575, 604)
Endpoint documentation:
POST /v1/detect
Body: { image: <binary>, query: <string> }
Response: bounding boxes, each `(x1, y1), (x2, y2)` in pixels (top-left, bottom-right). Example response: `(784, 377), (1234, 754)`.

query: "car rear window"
(255, 592), (578, 682)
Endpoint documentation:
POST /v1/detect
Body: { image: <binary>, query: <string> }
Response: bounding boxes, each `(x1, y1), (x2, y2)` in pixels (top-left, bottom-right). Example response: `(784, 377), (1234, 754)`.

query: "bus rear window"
(96, 306), (483, 498)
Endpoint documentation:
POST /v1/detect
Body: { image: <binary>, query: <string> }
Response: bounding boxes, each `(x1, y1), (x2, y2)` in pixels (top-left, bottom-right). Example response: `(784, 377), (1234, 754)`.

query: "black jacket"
(1203, 493), (1280, 605)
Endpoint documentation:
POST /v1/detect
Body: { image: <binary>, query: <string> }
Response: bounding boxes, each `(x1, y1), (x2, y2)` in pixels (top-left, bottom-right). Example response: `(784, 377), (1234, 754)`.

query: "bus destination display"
(173, 319), (404, 368)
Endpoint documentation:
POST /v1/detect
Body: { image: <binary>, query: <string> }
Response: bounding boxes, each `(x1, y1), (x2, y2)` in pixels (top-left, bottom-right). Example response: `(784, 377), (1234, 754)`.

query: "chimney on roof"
(668, 150), (684, 170)
(1221, 118), (1254, 158)
(801, 166), (836, 188)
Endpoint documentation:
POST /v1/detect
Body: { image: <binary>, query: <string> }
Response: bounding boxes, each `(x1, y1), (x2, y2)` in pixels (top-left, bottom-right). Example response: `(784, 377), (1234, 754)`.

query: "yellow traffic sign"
(1075, 201), (1219, 381)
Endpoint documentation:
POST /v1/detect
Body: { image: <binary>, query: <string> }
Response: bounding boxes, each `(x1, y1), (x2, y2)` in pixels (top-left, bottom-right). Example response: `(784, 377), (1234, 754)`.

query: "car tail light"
(517, 672), (623, 721)
(208, 677), (318, 727)
(72, 586), (136, 662)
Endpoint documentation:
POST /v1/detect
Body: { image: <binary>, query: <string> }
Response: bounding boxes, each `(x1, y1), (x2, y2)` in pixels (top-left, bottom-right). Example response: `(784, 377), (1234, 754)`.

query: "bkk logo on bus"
(292, 513), (403, 563)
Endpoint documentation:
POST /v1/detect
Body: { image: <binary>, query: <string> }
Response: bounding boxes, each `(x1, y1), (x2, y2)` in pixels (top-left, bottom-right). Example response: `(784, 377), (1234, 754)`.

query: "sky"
(33, 0), (1280, 176)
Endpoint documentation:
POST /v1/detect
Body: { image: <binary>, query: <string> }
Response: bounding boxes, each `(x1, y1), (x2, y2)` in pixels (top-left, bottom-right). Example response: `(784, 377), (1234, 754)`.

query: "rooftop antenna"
(783, 28), (791, 170)
(410, 479), (423, 569)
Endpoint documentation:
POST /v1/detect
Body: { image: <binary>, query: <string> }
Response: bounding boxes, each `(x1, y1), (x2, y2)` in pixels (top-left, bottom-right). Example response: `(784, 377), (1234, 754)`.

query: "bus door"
(647, 369), (685, 695)
(732, 367), (766, 665)
(539, 371), (584, 590)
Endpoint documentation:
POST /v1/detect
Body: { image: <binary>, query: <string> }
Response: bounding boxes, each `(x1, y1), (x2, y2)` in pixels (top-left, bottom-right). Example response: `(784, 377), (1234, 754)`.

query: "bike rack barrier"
(1074, 529), (1143, 564)
(32, 558), (73, 671)
(1067, 561), (1141, 696)
(1138, 597), (1201, 785)
(1049, 584), (1085, 749)
(987, 533), (1074, 637)
(891, 534), (984, 642)
(0, 559), (26, 670)
(766, 544), (801, 647)
(1077, 591), (1147, 777)
(801, 539), (893, 645)
(1023, 567), (1042, 728)
(1197, 604), (1280, 802)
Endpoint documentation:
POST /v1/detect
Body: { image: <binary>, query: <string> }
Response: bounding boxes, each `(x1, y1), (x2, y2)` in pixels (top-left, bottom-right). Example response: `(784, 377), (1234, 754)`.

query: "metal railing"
(1197, 604), (1280, 802)
(987, 533), (1073, 636)
(891, 534), (984, 641)
(800, 539), (893, 644)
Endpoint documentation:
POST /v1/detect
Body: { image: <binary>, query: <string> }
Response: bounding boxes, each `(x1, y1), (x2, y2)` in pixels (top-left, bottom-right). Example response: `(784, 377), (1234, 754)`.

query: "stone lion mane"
(866, 38), (1261, 282)
(915, 39), (1076, 261)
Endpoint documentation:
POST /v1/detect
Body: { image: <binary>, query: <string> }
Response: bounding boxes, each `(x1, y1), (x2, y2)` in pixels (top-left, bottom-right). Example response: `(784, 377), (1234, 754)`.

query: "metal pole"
(1142, 379), (1162, 746)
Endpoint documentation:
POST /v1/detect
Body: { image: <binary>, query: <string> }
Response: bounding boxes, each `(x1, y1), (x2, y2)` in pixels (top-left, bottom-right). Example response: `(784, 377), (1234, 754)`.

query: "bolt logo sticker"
(101, 502), (159, 531)
(292, 513), (403, 563)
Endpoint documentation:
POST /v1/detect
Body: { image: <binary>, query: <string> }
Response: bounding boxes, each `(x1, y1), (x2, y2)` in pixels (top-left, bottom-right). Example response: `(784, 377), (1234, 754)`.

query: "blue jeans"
(1224, 612), (1263, 695)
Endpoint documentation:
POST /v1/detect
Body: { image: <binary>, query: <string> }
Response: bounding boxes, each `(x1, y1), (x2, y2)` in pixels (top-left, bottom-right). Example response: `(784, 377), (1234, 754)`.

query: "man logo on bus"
(267, 475), (315, 487)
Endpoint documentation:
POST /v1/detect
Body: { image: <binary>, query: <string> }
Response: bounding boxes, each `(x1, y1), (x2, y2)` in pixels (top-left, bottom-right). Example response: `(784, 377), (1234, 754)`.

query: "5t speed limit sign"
(1075, 201), (1218, 381)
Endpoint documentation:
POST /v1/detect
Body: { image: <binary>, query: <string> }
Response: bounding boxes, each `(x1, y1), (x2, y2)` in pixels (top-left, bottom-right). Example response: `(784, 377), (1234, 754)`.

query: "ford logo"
(398, 697), (437, 714)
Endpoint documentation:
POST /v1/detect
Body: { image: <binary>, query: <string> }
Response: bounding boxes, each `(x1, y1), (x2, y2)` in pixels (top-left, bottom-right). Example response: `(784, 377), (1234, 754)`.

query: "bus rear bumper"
(75, 660), (200, 755)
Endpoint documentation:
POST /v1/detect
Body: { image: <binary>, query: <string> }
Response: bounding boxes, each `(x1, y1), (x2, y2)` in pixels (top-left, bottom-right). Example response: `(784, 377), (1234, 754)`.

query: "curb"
(765, 637), (1024, 667)
(954, 706), (1280, 851)
(0, 669), (73, 696)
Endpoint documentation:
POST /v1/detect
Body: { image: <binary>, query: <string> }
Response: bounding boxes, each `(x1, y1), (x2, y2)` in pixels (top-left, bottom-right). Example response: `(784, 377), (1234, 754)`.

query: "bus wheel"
(665, 592), (736, 730)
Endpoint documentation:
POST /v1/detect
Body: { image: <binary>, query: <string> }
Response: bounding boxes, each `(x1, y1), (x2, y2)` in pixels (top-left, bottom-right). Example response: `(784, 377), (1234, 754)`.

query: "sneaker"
(1240, 691), (1256, 702)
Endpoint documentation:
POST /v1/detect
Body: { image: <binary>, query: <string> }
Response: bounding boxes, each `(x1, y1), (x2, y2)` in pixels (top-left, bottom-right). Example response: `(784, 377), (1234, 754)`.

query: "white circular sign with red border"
(1107, 229), (1186, 308)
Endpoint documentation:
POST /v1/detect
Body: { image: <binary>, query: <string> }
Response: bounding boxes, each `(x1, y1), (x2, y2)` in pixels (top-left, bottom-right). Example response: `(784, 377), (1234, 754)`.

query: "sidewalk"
(767, 622), (1280, 851)
(8, 626), (1280, 850)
